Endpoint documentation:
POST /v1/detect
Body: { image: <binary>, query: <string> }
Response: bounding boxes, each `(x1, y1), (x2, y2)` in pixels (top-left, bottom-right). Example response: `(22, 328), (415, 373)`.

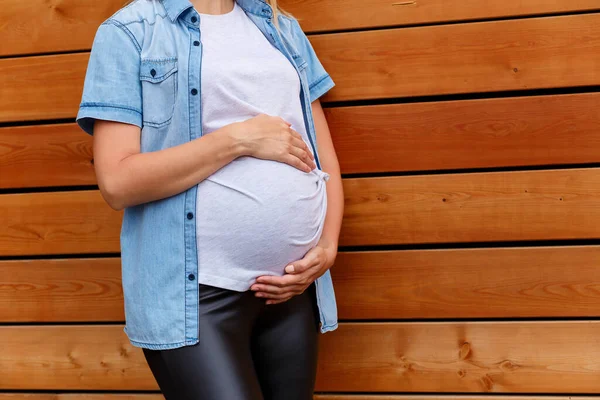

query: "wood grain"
(1, 0), (127, 57)
(313, 13), (600, 101)
(316, 322), (600, 392)
(0, 258), (123, 322)
(341, 168), (600, 246)
(4, 14), (600, 122)
(332, 246), (600, 319)
(4, 92), (599, 190)
(3, 168), (600, 255)
(1, 397), (598, 400)
(4, 246), (600, 322)
(3, 322), (600, 392)
(328, 93), (600, 174)
(0, 191), (121, 256)
(0, 124), (95, 189)
(3, 0), (599, 56)
(0, 53), (88, 123)
(283, 0), (600, 32)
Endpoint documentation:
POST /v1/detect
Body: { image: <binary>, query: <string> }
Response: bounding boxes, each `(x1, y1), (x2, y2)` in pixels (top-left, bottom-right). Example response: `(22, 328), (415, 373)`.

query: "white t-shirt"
(195, 0), (329, 291)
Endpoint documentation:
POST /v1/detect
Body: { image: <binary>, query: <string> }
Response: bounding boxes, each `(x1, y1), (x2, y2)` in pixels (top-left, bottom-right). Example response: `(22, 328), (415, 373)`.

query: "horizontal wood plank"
(341, 168), (600, 246)
(2, 168), (600, 255)
(4, 246), (600, 322)
(0, 53), (88, 123)
(329, 93), (600, 174)
(1, 397), (598, 400)
(3, 322), (600, 392)
(284, 0), (600, 32)
(313, 13), (600, 101)
(1, 0), (125, 57)
(4, 14), (600, 122)
(332, 246), (600, 319)
(0, 124), (95, 189)
(3, 0), (600, 56)
(0, 191), (121, 256)
(5, 92), (600, 190)
(0, 258), (123, 322)
(316, 322), (600, 392)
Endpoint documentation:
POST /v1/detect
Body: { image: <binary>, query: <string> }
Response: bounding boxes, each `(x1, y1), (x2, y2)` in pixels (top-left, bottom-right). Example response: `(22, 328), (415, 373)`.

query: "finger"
(285, 251), (319, 274)
(266, 296), (294, 305)
(255, 274), (300, 287)
(251, 284), (290, 295)
(288, 145), (317, 172)
(288, 128), (315, 161)
(282, 153), (313, 173)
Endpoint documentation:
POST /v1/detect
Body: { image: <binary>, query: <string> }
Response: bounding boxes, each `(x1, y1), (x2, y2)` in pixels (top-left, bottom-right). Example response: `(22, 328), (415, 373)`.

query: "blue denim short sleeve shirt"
(76, 0), (338, 350)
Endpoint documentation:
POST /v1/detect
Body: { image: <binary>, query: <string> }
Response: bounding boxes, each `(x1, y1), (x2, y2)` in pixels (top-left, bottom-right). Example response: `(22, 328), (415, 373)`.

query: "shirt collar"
(161, 0), (272, 22)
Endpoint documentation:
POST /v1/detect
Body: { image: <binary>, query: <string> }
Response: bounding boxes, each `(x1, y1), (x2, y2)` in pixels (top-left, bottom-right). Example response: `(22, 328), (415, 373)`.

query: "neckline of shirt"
(197, 0), (239, 19)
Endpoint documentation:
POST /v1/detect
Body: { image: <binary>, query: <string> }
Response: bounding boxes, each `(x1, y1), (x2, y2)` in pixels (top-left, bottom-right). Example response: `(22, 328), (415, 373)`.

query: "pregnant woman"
(75, 0), (343, 398)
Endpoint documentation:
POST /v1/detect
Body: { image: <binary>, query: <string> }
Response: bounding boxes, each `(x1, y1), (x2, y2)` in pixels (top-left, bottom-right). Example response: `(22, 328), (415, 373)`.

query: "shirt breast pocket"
(139, 58), (178, 127)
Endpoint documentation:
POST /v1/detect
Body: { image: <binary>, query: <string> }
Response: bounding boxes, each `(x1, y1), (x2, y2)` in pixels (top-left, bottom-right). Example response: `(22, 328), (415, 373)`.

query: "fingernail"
(285, 264), (295, 273)
(256, 293), (263, 297)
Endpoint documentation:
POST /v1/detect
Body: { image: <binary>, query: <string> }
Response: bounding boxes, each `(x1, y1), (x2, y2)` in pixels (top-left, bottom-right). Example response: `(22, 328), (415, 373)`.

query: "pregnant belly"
(195, 156), (329, 287)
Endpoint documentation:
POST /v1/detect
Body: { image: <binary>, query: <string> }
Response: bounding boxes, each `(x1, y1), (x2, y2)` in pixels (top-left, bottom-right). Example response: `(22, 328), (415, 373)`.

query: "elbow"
(98, 177), (129, 211)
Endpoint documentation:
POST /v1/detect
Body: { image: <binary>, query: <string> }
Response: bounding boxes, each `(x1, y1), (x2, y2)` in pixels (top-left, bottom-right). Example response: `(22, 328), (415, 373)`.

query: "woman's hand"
(230, 113), (316, 172)
(250, 241), (337, 305)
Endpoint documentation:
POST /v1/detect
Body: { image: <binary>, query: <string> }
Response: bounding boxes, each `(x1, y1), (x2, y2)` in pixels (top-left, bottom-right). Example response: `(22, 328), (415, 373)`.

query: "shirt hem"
(197, 272), (252, 292)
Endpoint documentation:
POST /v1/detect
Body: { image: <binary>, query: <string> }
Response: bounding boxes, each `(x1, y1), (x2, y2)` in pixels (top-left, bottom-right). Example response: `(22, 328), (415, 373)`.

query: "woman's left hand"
(250, 242), (337, 305)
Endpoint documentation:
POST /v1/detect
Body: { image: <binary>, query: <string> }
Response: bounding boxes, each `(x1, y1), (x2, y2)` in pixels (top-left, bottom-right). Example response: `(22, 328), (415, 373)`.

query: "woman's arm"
(312, 99), (344, 268)
(93, 114), (316, 210)
(93, 120), (243, 210)
(251, 99), (345, 303)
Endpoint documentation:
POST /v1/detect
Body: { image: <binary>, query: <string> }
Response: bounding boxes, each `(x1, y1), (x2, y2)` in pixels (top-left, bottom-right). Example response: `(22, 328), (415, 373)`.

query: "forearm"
(318, 168), (344, 268)
(102, 124), (246, 210)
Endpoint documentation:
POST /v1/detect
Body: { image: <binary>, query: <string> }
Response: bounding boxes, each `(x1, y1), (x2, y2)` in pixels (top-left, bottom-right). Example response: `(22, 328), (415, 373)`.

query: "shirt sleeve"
(289, 18), (336, 103)
(76, 20), (142, 136)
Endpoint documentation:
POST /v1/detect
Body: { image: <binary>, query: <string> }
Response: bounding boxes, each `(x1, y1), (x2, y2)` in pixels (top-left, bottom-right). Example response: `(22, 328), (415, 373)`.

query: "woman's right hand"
(230, 113), (316, 173)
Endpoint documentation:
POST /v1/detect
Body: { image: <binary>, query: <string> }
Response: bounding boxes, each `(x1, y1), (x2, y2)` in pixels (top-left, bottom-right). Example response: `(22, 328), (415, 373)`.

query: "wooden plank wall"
(2, 0), (600, 398)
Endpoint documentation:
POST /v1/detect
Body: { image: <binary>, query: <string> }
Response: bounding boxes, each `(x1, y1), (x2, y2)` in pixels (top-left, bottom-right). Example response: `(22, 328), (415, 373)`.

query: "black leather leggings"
(142, 282), (320, 400)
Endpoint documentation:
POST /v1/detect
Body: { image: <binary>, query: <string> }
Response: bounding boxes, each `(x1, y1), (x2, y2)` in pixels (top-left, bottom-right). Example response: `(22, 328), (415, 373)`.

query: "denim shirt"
(76, 0), (338, 350)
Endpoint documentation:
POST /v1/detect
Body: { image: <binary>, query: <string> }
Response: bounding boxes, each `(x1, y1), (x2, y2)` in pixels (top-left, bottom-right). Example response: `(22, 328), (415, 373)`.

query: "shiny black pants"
(142, 282), (320, 400)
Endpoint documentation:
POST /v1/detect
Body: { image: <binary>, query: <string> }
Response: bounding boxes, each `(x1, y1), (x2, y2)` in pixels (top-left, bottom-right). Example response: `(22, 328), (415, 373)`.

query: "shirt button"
(191, 16), (197, 23)
(191, 88), (198, 95)
(188, 273), (196, 281)
(193, 40), (200, 46)
(187, 212), (194, 219)
(150, 69), (156, 77)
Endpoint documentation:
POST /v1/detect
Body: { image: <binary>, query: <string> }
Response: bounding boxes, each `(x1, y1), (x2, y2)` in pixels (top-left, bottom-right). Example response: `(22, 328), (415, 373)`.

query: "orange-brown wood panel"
(329, 93), (600, 174)
(315, 398), (600, 400)
(315, 322), (600, 393)
(283, 0), (600, 32)
(0, 124), (95, 189)
(3, 322), (600, 392)
(2, 92), (599, 190)
(0, 53), (88, 123)
(0, 258), (123, 322)
(1, 0), (127, 57)
(3, 0), (600, 56)
(3, 168), (600, 255)
(4, 14), (600, 122)
(4, 246), (600, 322)
(332, 246), (600, 319)
(341, 168), (600, 246)
(1, 397), (597, 400)
(0, 191), (121, 256)
(313, 14), (600, 101)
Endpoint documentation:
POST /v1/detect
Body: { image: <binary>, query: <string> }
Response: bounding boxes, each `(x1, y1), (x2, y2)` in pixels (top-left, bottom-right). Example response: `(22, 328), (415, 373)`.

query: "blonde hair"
(122, 0), (294, 31)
